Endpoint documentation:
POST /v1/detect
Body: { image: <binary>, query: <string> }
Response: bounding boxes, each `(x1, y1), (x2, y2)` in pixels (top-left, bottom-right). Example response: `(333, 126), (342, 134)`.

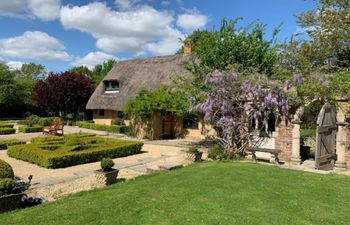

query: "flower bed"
(18, 126), (43, 133)
(7, 135), (143, 168)
(76, 122), (123, 133)
(0, 128), (16, 135)
(0, 139), (26, 150)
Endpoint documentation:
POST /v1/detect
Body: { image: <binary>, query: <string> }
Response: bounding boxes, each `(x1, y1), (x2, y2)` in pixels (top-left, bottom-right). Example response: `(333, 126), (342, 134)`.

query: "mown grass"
(1, 162), (350, 225)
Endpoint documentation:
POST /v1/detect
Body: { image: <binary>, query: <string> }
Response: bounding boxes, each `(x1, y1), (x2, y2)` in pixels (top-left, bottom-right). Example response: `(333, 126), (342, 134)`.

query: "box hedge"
(77, 122), (123, 133)
(7, 137), (143, 168)
(18, 126), (43, 133)
(0, 159), (14, 179)
(0, 139), (26, 150)
(0, 124), (14, 128)
(0, 128), (16, 135)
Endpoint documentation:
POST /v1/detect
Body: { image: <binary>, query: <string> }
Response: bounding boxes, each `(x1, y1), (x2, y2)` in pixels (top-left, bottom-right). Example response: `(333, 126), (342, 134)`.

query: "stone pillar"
(291, 120), (301, 164)
(335, 109), (347, 170)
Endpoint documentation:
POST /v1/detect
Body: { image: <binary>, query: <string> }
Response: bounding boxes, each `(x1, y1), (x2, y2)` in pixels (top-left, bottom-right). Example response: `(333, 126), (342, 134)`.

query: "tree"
(19, 63), (47, 80)
(281, 0), (350, 72)
(91, 59), (116, 86)
(69, 66), (92, 80)
(34, 72), (94, 118)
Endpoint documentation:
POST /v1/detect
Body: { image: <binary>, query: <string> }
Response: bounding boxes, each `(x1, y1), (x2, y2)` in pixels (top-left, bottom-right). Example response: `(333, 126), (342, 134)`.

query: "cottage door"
(315, 103), (337, 170)
(162, 112), (175, 139)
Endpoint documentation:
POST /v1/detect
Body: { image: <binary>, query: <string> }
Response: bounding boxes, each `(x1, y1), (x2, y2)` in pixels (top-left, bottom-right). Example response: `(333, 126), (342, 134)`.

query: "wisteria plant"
(197, 71), (290, 157)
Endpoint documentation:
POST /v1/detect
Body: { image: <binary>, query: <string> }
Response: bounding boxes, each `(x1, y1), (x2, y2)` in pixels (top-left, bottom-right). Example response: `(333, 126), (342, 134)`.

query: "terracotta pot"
(94, 168), (119, 185)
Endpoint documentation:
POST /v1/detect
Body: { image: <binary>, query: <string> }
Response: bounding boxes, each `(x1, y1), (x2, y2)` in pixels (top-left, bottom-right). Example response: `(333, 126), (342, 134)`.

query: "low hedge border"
(0, 139), (26, 150)
(77, 122), (123, 133)
(0, 128), (16, 135)
(7, 140), (143, 168)
(0, 124), (14, 128)
(18, 126), (43, 133)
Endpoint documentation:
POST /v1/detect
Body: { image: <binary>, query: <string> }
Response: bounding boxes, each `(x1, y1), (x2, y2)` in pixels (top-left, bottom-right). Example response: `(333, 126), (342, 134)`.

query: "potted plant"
(186, 146), (203, 162)
(94, 158), (119, 185)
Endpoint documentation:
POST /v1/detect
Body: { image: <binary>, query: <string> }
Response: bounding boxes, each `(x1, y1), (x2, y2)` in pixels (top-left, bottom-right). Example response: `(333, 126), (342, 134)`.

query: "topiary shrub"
(0, 178), (15, 196)
(18, 126), (43, 133)
(0, 124), (14, 128)
(0, 159), (14, 179)
(0, 139), (26, 150)
(101, 158), (115, 171)
(0, 128), (16, 135)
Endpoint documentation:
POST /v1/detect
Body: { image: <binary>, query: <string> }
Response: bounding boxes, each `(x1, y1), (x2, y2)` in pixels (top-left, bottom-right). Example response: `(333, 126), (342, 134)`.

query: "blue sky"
(0, 0), (316, 72)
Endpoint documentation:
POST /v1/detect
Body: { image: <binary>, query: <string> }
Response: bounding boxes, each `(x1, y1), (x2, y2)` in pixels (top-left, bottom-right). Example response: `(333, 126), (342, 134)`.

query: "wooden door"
(315, 103), (337, 170)
(162, 112), (175, 139)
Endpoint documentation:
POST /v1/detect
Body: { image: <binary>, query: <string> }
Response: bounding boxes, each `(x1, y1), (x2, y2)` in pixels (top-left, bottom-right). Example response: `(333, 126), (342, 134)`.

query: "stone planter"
(94, 169), (119, 185)
(0, 193), (24, 213)
(186, 151), (203, 162)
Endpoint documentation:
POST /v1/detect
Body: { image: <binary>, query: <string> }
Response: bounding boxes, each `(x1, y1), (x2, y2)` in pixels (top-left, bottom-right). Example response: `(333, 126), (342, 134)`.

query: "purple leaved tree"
(197, 71), (289, 157)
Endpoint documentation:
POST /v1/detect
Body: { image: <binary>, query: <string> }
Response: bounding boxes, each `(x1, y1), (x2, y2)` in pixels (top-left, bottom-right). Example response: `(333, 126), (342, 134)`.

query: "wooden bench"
(246, 147), (281, 164)
(42, 119), (64, 136)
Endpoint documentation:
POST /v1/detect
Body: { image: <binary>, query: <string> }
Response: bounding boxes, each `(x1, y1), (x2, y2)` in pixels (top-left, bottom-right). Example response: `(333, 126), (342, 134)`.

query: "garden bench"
(246, 147), (281, 164)
(42, 119), (64, 136)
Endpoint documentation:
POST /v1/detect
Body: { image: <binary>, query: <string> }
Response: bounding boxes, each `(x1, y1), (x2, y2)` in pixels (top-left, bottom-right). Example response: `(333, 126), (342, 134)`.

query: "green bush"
(7, 138), (143, 168)
(101, 158), (115, 171)
(64, 132), (96, 139)
(187, 146), (199, 153)
(0, 178), (15, 196)
(18, 126), (43, 133)
(0, 124), (14, 128)
(0, 159), (14, 179)
(31, 136), (64, 144)
(208, 144), (225, 160)
(77, 122), (123, 133)
(300, 128), (316, 144)
(0, 128), (16, 135)
(0, 139), (26, 150)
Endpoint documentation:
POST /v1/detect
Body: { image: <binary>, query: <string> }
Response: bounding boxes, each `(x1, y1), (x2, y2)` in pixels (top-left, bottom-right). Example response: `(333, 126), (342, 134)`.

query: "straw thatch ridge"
(86, 54), (195, 111)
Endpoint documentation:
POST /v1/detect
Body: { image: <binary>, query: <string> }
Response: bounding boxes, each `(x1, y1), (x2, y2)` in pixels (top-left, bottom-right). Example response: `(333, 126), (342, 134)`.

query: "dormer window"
(104, 80), (119, 93)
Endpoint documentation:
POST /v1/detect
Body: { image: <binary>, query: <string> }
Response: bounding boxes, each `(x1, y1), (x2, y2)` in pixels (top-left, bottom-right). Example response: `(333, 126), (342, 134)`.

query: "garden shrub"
(18, 126), (43, 133)
(0, 178), (15, 196)
(0, 128), (16, 135)
(0, 139), (26, 150)
(300, 128), (316, 144)
(187, 146), (199, 153)
(101, 158), (114, 171)
(208, 144), (225, 160)
(0, 124), (14, 128)
(7, 137), (143, 168)
(0, 159), (14, 179)
(77, 122), (123, 133)
(64, 132), (96, 139)
(31, 136), (64, 144)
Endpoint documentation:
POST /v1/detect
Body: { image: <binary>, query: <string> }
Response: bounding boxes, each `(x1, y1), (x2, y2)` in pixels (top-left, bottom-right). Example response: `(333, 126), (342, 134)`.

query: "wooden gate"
(315, 103), (337, 170)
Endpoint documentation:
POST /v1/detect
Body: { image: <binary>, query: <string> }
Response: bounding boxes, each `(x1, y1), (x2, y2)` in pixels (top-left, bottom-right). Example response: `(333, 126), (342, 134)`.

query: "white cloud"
(0, 31), (71, 61)
(145, 27), (185, 55)
(115, 0), (139, 10)
(60, 2), (185, 56)
(0, 0), (60, 21)
(73, 51), (117, 69)
(6, 61), (24, 70)
(28, 0), (61, 21)
(177, 12), (208, 32)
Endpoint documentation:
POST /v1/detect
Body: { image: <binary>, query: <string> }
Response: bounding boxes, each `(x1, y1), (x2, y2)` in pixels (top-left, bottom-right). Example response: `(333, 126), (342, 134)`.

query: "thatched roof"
(86, 54), (195, 111)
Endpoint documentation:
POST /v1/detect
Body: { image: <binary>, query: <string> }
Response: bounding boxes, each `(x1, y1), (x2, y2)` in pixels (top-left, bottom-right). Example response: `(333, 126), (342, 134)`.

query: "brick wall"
(275, 118), (293, 162)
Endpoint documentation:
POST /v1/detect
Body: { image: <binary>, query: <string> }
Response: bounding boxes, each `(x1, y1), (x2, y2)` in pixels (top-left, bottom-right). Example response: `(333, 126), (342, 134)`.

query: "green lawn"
(1, 162), (350, 225)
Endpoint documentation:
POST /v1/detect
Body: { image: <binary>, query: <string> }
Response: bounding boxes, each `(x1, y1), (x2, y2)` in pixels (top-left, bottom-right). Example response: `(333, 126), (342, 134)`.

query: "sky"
(0, 0), (316, 72)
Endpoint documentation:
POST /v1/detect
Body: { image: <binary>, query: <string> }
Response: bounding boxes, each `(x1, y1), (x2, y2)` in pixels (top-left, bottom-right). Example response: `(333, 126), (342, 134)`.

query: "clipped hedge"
(31, 136), (64, 145)
(0, 159), (14, 179)
(0, 124), (14, 128)
(0, 179), (16, 197)
(77, 122), (123, 133)
(0, 139), (26, 150)
(64, 132), (96, 139)
(18, 126), (43, 133)
(8, 138), (143, 168)
(0, 128), (16, 135)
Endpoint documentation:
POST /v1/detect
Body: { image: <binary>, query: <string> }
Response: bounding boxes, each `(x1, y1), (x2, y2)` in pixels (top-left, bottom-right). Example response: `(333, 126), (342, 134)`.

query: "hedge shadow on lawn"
(7, 133), (143, 169)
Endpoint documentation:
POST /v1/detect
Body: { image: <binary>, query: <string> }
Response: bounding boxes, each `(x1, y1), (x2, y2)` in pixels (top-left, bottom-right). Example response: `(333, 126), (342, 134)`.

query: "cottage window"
(99, 110), (105, 116)
(104, 80), (120, 93)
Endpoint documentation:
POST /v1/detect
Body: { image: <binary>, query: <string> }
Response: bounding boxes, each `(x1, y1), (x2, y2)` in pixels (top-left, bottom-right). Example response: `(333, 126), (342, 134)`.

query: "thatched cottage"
(86, 44), (212, 140)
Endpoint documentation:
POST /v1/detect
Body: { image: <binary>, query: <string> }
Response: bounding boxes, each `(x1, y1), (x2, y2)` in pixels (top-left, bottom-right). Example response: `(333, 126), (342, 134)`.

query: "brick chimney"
(183, 38), (191, 56)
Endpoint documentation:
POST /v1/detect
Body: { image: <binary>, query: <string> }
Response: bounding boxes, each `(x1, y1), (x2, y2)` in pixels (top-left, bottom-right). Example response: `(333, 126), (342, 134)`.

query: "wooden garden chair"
(42, 118), (64, 136)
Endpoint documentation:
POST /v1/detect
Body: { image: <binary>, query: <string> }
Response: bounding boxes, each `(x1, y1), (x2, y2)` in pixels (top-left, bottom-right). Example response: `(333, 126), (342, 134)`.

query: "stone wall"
(344, 128), (350, 165)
